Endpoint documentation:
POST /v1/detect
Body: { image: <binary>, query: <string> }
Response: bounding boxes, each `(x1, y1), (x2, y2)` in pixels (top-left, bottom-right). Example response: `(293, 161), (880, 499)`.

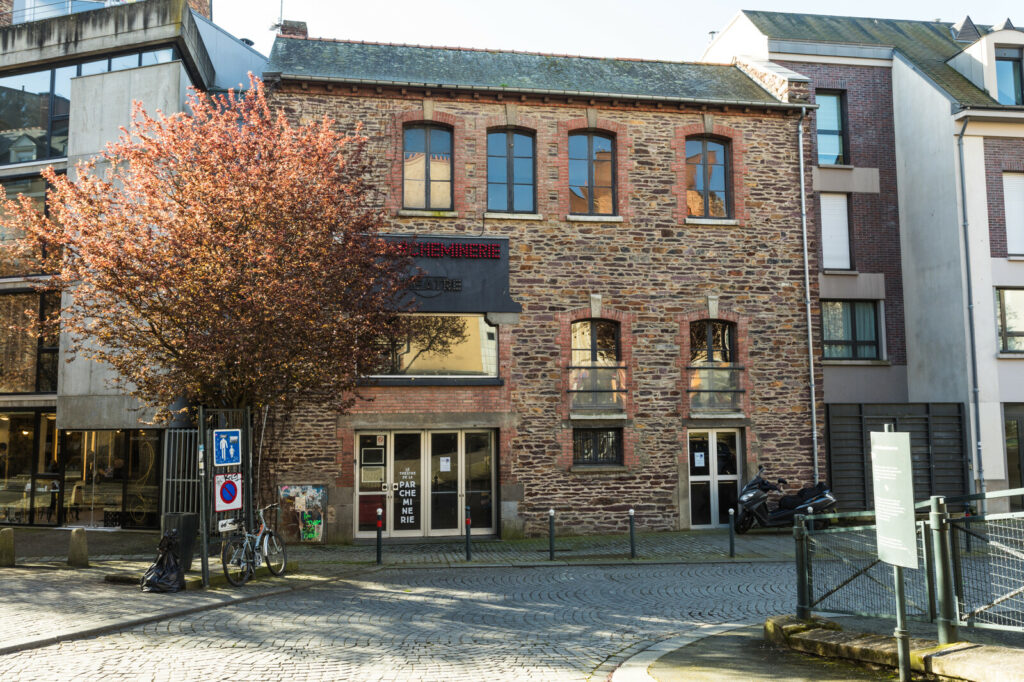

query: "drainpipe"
(956, 116), (987, 513)
(798, 107), (820, 484)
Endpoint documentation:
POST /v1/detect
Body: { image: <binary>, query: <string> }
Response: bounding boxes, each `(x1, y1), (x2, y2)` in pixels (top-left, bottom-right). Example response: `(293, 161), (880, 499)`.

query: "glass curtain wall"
(0, 411), (57, 524)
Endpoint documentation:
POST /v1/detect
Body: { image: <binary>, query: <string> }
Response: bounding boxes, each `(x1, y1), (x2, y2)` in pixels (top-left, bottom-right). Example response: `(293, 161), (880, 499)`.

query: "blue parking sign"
(213, 429), (242, 466)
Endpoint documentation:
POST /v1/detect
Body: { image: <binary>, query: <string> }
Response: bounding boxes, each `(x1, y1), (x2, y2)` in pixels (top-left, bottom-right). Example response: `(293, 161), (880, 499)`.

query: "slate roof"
(268, 37), (793, 107)
(742, 10), (1008, 108)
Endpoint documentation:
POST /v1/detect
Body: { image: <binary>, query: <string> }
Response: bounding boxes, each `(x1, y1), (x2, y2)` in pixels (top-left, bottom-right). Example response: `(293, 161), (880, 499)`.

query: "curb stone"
(609, 621), (756, 682)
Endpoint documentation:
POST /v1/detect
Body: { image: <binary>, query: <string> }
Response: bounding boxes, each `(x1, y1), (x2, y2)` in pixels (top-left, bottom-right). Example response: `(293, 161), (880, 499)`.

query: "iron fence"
(796, 488), (1024, 638)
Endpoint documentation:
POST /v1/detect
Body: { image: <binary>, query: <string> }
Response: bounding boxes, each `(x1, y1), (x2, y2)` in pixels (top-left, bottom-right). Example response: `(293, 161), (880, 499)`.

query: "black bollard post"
(376, 507), (383, 565)
(629, 508), (636, 559)
(549, 508), (555, 561)
(729, 508), (735, 558)
(465, 505), (472, 561)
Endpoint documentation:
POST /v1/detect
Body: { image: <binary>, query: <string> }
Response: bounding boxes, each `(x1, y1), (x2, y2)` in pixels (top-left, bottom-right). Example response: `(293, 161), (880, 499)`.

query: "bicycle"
(219, 503), (288, 586)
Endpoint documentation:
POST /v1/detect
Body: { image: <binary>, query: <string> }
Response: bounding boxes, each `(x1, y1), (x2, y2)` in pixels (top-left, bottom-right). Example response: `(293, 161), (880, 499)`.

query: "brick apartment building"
(261, 22), (822, 541)
(708, 11), (1024, 511)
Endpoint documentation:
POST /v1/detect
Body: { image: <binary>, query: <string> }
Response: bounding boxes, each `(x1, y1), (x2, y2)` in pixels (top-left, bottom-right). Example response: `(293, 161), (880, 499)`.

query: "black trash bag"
(141, 529), (186, 593)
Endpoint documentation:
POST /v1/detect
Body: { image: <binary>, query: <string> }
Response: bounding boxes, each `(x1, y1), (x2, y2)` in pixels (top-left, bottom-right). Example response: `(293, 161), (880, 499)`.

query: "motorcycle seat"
(778, 482), (829, 510)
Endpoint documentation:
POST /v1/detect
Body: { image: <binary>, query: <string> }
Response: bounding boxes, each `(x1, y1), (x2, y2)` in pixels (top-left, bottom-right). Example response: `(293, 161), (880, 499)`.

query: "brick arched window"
(569, 131), (616, 216)
(685, 136), (731, 219)
(569, 318), (625, 411)
(688, 319), (742, 412)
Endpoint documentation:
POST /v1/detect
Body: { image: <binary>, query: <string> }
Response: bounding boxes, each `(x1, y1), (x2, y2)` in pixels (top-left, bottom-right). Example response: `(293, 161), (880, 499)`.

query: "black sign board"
(384, 234), (521, 314)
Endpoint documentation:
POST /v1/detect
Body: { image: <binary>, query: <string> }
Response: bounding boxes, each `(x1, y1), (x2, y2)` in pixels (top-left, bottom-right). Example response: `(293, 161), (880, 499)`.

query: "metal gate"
(826, 404), (969, 511)
(161, 428), (199, 515)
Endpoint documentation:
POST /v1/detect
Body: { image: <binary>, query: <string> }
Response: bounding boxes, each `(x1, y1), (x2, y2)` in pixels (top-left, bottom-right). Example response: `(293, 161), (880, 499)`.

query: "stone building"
(262, 23), (821, 541)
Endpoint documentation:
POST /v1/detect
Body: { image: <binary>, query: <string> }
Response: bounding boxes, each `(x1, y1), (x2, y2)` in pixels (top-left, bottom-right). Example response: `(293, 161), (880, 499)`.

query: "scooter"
(734, 465), (837, 533)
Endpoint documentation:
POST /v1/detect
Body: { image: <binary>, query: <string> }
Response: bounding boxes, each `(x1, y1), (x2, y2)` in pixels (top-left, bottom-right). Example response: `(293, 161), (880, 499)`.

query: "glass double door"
(356, 430), (494, 537)
(688, 429), (741, 528)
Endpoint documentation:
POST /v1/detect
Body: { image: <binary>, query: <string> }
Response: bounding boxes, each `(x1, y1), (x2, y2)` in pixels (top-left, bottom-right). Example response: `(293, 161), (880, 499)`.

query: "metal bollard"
(629, 508), (636, 559)
(465, 505), (472, 561)
(728, 508), (735, 558)
(549, 509), (555, 561)
(794, 513), (810, 620)
(930, 496), (958, 643)
(376, 508), (383, 565)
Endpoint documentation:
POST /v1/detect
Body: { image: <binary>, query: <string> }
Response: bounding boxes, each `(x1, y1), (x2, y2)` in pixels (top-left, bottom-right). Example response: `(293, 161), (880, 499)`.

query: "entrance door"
(356, 430), (495, 538)
(688, 430), (741, 528)
(1006, 408), (1024, 512)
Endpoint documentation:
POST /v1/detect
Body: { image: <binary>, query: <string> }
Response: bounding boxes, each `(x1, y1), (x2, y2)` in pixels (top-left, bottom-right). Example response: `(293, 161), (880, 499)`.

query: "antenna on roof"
(708, 30), (718, 43)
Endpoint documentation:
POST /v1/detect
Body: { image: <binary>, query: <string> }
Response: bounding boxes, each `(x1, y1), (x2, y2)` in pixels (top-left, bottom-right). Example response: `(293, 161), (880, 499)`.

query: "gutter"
(955, 116), (987, 513)
(261, 72), (807, 110)
(798, 106), (820, 483)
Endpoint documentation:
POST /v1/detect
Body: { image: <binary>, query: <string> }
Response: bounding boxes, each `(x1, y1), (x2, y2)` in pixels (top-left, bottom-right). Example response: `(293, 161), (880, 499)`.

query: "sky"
(211, 0), (1020, 62)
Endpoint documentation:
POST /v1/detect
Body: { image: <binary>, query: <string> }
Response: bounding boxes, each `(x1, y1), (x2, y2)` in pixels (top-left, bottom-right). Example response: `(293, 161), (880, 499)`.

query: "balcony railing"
(688, 364), (743, 413)
(6, 0), (141, 25)
(568, 366), (626, 411)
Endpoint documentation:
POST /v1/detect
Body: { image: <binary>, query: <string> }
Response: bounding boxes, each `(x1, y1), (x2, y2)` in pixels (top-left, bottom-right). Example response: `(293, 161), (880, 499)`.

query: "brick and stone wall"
(263, 76), (822, 540)
(187, 0), (211, 19)
(984, 137), (1024, 258)
(0, 0), (12, 26)
(777, 61), (907, 366)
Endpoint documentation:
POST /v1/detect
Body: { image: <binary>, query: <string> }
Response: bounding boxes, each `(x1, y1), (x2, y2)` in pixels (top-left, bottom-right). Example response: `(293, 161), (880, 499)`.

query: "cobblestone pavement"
(0, 562), (795, 681)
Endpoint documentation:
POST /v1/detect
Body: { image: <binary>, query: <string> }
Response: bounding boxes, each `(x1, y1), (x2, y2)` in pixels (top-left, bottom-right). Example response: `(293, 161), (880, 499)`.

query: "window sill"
(566, 214), (623, 223)
(818, 163), (854, 170)
(1008, 256), (1024, 261)
(822, 269), (859, 276)
(997, 353), (1024, 360)
(397, 209), (459, 218)
(569, 464), (628, 474)
(484, 212), (543, 221)
(569, 412), (629, 421)
(821, 359), (890, 366)
(684, 218), (739, 226)
(0, 157), (67, 174)
(688, 411), (746, 420)
(360, 377), (504, 387)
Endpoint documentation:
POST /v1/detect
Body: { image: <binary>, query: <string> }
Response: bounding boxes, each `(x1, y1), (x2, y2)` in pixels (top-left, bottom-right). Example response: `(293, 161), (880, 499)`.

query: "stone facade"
(777, 61), (907, 367)
(262, 74), (822, 541)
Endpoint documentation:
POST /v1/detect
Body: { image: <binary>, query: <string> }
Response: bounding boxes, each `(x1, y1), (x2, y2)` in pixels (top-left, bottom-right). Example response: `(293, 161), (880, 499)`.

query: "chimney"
(279, 20), (308, 39)
(187, 0), (212, 19)
(0, 0), (13, 27)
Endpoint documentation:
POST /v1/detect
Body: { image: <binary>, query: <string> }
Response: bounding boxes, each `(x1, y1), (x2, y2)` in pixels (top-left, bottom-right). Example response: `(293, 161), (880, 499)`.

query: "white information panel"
(870, 431), (918, 569)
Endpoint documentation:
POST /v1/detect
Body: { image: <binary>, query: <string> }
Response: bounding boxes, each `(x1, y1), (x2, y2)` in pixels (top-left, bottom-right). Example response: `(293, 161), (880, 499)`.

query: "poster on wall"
(278, 484), (327, 543)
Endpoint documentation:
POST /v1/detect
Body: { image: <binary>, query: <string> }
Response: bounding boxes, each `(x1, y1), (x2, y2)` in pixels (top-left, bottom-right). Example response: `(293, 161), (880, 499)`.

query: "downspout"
(798, 107), (821, 483)
(956, 116), (987, 513)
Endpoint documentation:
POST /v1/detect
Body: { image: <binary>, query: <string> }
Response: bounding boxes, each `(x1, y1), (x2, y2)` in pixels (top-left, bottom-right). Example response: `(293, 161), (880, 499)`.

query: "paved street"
(0, 562), (795, 681)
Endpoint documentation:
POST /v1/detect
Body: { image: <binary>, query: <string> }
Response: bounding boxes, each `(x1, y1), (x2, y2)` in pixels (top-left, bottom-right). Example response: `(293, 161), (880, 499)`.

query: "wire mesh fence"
(806, 517), (933, 621)
(950, 514), (1024, 631)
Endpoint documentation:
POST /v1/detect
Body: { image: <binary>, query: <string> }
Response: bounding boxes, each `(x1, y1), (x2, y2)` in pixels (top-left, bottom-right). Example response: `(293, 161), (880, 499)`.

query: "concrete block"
(68, 528), (89, 567)
(0, 527), (14, 567)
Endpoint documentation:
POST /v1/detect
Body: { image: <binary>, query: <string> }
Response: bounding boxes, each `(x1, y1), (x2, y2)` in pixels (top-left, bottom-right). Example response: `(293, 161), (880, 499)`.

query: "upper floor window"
(372, 314), (496, 377)
(568, 132), (615, 215)
(820, 193), (852, 269)
(0, 291), (58, 394)
(688, 319), (742, 413)
(403, 125), (452, 210)
(487, 129), (534, 213)
(822, 300), (879, 359)
(996, 47), (1024, 106)
(686, 137), (730, 218)
(569, 318), (625, 411)
(1, 175), (47, 278)
(1005, 173), (1024, 255)
(997, 288), (1024, 353)
(0, 48), (175, 166)
(816, 91), (847, 165)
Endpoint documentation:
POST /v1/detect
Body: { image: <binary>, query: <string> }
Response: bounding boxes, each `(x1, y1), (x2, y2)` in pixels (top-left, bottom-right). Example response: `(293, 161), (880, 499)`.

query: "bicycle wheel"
(264, 531), (287, 577)
(221, 534), (252, 586)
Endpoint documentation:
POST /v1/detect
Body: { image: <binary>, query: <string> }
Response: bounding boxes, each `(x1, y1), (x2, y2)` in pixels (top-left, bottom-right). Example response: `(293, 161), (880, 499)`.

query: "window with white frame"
(820, 193), (851, 270)
(1004, 173), (1024, 255)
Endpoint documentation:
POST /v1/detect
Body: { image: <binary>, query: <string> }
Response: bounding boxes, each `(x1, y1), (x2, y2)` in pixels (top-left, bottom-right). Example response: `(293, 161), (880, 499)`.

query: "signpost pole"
(894, 565), (911, 682)
(197, 405), (210, 588)
(244, 406), (255, 533)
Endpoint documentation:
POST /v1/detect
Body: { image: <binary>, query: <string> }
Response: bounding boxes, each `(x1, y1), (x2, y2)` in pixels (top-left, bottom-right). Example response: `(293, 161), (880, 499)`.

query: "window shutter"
(820, 193), (851, 269)
(1004, 173), (1024, 255)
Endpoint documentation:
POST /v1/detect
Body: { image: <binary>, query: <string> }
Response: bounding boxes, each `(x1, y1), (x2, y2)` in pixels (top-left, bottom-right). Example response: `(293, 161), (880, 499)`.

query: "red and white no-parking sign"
(214, 473), (243, 512)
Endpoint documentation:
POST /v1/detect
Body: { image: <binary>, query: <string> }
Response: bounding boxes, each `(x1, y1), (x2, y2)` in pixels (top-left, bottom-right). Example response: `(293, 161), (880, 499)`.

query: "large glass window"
(0, 291), (56, 394)
(487, 129), (534, 213)
(1, 175), (47, 277)
(374, 315), (496, 377)
(573, 428), (622, 466)
(822, 300), (879, 359)
(569, 318), (625, 411)
(11, 0), (107, 24)
(997, 47), (1024, 106)
(0, 411), (57, 525)
(998, 289), (1024, 353)
(568, 132), (616, 215)
(403, 125), (453, 210)
(686, 137), (730, 218)
(0, 48), (176, 166)
(816, 91), (847, 165)
(688, 320), (742, 413)
(1004, 173), (1024, 255)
